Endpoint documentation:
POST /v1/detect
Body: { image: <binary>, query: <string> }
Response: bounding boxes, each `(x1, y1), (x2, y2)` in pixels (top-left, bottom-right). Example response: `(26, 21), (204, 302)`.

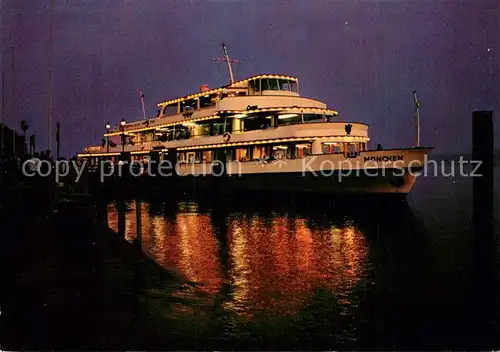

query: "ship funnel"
(200, 84), (209, 92)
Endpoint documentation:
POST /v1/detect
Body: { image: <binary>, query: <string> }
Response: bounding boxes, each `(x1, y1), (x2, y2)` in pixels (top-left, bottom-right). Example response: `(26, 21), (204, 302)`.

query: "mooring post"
(117, 197), (126, 239)
(102, 198), (108, 228)
(471, 110), (495, 348)
(472, 110), (494, 242)
(95, 194), (108, 228)
(134, 198), (142, 250)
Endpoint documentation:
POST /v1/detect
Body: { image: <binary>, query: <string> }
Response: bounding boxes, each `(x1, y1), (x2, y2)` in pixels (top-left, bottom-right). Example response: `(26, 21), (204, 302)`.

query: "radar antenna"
(213, 42), (241, 84)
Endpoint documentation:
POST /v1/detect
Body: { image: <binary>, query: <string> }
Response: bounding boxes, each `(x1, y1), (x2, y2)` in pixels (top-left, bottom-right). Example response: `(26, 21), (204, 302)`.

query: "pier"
(0, 179), (192, 349)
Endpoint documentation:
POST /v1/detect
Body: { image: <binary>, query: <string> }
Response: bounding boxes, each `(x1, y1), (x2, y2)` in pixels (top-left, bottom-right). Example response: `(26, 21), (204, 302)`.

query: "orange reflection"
(226, 214), (368, 316)
(175, 210), (222, 295)
(107, 202), (368, 319)
(136, 202), (222, 296)
(107, 203), (118, 233)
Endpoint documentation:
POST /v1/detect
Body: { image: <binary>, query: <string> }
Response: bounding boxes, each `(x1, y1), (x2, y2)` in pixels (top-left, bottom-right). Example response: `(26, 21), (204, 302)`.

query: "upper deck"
(106, 74), (332, 135)
(79, 72), (371, 160)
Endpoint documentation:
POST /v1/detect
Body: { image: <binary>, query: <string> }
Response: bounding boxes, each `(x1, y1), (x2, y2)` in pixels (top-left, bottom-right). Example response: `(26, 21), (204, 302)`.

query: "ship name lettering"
(364, 155), (403, 162)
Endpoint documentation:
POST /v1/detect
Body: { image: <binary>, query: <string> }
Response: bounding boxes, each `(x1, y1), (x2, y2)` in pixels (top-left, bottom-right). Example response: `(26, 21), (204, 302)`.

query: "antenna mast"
(139, 89), (147, 120)
(213, 42), (241, 84)
(222, 43), (234, 84)
(413, 91), (421, 147)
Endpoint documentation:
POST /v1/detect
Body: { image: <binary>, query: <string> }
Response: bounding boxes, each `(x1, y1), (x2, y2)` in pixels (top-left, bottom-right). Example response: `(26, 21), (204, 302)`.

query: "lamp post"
(105, 121), (111, 154)
(120, 118), (126, 153)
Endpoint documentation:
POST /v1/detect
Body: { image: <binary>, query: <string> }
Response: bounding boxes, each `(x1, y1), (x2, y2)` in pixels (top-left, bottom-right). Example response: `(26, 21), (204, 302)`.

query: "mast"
(222, 43), (234, 84)
(213, 43), (241, 85)
(413, 91), (420, 147)
(47, 0), (55, 152)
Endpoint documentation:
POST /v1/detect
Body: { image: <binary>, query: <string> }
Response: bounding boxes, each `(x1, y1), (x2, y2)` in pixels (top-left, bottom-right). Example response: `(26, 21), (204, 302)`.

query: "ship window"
(181, 152), (190, 163)
(322, 143), (341, 154)
(181, 100), (197, 112)
(261, 79), (269, 91)
(235, 148), (249, 162)
(277, 114), (302, 125)
(249, 79), (260, 94)
(202, 150), (213, 163)
(243, 114), (271, 131)
(260, 78), (297, 92)
(163, 104), (178, 116)
(199, 95), (213, 109)
(196, 124), (210, 137)
(252, 146), (269, 160)
(186, 152), (197, 163)
(173, 125), (191, 140)
(261, 78), (279, 91)
(295, 143), (312, 158)
(211, 122), (231, 135)
(302, 114), (326, 123)
(278, 79), (292, 91)
(272, 145), (288, 159)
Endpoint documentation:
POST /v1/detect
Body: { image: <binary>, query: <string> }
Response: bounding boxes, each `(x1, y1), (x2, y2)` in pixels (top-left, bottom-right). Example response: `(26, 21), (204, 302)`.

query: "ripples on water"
(107, 171), (500, 349)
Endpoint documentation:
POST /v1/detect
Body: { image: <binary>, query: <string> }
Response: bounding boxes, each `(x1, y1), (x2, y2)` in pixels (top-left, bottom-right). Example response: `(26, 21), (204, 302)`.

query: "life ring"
(222, 132), (231, 142)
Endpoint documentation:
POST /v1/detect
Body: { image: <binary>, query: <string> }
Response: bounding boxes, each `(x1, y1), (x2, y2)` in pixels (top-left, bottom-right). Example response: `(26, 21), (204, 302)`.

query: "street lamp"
(105, 122), (111, 154)
(120, 118), (126, 153)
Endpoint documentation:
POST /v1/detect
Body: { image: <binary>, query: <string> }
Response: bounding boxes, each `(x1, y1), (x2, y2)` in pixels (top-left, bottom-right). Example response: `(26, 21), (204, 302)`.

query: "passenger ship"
(78, 46), (431, 195)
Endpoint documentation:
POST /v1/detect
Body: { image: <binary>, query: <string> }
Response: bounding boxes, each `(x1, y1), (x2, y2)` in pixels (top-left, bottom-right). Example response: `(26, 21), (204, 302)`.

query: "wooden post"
(134, 199), (142, 250)
(102, 200), (108, 228)
(95, 195), (108, 228)
(117, 198), (126, 239)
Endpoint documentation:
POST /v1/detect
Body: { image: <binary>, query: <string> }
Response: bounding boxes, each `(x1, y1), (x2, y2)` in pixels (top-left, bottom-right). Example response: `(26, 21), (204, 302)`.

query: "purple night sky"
(1, 0), (498, 157)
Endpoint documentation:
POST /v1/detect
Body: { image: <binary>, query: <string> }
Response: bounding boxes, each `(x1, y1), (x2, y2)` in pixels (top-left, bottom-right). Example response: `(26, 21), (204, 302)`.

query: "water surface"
(108, 168), (500, 349)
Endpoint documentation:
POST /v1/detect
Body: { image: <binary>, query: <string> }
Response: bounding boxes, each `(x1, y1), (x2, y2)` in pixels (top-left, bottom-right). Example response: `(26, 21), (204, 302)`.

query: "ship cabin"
(78, 74), (370, 168)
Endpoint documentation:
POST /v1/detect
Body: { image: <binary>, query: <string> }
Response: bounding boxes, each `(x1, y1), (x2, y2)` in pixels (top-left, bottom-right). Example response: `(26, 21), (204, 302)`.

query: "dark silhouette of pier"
(470, 110), (498, 348)
(0, 182), (193, 350)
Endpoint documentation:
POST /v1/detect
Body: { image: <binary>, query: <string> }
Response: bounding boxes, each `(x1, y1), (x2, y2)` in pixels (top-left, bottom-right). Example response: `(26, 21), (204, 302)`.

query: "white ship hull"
(165, 147), (431, 195)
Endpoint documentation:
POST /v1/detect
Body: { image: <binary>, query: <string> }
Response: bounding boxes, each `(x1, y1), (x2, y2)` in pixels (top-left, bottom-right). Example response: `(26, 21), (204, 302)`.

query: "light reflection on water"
(108, 200), (368, 318)
(225, 215), (367, 315)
